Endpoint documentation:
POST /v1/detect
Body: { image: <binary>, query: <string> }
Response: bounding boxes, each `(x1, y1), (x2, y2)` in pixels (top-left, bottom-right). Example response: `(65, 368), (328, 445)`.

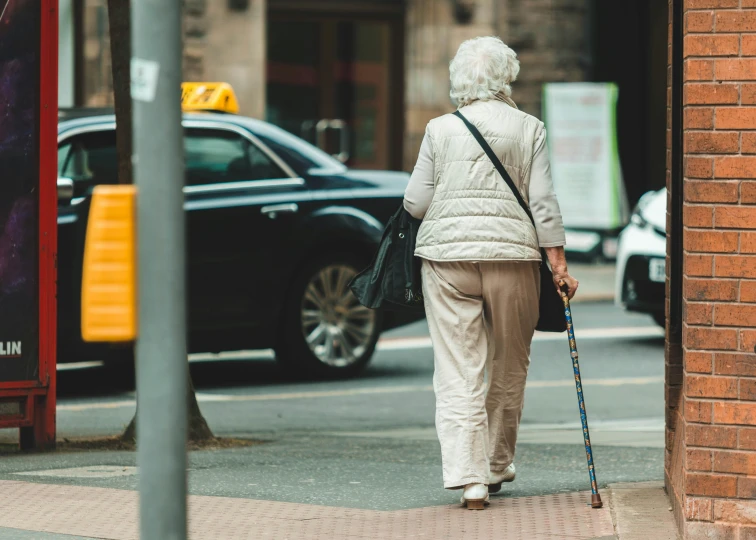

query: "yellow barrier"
(81, 185), (138, 342)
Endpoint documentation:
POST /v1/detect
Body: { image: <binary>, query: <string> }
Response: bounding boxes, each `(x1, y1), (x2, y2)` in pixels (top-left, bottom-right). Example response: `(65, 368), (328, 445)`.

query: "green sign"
(543, 83), (628, 230)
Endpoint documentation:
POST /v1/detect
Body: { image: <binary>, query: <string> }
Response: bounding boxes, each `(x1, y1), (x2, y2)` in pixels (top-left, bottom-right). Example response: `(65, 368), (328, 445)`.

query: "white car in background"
(615, 188), (667, 326)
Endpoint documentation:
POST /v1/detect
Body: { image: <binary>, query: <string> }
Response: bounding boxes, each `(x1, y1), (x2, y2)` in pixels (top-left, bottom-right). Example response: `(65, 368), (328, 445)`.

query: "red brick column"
(667, 1), (756, 538)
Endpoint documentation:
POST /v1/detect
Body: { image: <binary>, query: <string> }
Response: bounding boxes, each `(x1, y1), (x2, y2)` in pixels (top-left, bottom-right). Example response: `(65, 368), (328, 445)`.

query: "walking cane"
(559, 281), (603, 509)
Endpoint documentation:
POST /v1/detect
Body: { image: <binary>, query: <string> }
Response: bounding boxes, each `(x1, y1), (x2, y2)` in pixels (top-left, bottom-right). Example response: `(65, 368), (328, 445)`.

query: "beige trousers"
(422, 260), (540, 489)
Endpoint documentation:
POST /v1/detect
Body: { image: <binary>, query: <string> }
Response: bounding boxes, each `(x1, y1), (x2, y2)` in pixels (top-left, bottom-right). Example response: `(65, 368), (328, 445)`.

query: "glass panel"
(333, 21), (391, 169)
(184, 129), (284, 186)
(58, 143), (72, 176)
(265, 17), (394, 170)
(266, 21), (321, 144)
(0, 0), (41, 380)
(248, 139), (286, 179)
(61, 131), (118, 196)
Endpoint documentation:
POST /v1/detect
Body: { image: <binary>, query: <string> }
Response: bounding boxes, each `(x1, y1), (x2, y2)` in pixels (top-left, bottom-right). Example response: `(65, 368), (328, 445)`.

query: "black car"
(56, 109), (420, 377)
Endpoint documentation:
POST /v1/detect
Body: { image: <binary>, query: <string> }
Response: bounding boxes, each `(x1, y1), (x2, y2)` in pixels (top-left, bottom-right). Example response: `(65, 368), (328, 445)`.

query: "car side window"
(57, 143), (72, 176)
(58, 130), (118, 196)
(184, 128), (286, 187)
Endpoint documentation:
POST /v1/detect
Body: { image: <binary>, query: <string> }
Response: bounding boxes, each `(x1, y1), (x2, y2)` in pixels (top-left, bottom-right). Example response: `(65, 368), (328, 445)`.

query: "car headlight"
(629, 191), (655, 229)
(630, 206), (648, 228)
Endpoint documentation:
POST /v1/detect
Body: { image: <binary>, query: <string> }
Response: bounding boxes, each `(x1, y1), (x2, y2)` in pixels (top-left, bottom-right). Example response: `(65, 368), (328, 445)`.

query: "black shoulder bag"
(454, 110), (566, 333)
(348, 205), (425, 312)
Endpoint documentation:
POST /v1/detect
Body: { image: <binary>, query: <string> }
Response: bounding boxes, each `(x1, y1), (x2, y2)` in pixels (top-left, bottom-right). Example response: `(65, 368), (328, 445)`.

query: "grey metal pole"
(131, 1), (188, 539)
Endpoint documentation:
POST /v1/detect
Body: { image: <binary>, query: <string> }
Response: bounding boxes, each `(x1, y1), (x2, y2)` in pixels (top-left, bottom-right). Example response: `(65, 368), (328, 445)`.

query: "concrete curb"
(607, 481), (680, 540)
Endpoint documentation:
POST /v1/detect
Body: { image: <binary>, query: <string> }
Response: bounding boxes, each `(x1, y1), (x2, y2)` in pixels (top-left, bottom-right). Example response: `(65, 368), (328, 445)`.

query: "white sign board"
(543, 83), (627, 230)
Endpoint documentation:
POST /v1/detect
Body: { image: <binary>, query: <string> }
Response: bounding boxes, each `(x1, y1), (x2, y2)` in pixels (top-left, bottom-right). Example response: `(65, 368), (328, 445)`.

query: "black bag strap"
(453, 110), (535, 226)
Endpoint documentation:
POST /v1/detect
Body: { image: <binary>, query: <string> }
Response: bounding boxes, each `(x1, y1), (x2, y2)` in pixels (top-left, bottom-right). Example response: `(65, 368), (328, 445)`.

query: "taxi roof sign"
(181, 82), (239, 114)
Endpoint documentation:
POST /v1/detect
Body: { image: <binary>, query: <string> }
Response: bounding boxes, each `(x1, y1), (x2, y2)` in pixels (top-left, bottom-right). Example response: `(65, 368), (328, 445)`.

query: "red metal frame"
(0, 0), (58, 449)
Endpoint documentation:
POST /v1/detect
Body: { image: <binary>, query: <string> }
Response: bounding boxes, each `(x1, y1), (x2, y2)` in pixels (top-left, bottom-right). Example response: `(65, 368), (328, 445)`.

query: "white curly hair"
(449, 37), (520, 107)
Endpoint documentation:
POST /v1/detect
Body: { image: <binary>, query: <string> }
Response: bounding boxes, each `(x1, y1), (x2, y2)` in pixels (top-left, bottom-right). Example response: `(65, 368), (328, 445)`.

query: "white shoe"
(489, 463), (516, 493)
(460, 483), (489, 510)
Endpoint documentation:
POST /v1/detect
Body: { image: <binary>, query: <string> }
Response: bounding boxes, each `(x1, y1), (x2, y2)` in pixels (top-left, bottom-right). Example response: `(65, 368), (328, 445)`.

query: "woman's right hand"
(552, 269), (579, 300)
(544, 246), (578, 300)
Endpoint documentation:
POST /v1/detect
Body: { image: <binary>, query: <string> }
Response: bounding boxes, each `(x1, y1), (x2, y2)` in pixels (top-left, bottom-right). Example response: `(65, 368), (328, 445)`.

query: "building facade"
(60, 1), (613, 174)
(59, 1), (669, 204)
(665, 0), (756, 538)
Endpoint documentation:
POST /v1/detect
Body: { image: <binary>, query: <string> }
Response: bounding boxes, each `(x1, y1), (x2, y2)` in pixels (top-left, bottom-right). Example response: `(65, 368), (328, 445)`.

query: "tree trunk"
(107, 0), (132, 186)
(121, 372), (214, 444)
(187, 374), (214, 441)
(122, 410), (136, 443)
(108, 1), (214, 445)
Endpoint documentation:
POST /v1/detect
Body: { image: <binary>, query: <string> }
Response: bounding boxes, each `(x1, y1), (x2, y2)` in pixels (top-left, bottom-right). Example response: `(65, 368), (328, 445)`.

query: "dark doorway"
(591, 0), (668, 207)
(266, 4), (404, 171)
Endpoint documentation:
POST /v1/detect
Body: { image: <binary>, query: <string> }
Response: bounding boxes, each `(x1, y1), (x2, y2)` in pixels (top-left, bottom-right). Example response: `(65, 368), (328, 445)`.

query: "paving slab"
(0, 437), (662, 511)
(0, 480), (614, 540)
(608, 481), (680, 540)
(0, 528), (98, 540)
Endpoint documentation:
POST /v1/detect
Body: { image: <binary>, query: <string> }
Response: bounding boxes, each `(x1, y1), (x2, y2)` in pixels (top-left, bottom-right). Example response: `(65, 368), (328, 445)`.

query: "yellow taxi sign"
(181, 82), (240, 114)
(81, 185), (138, 343)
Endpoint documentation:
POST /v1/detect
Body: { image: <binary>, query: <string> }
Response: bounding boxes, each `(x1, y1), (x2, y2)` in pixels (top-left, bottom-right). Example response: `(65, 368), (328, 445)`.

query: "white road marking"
(194, 385), (435, 403)
(526, 375), (663, 389)
(377, 326), (664, 351)
(58, 399), (136, 412)
(325, 417), (666, 447)
(55, 326), (663, 371)
(57, 361), (105, 371)
(14, 466), (137, 478)
(326, 418), (667, 448)
(519, 417), (665, 432)
(189, 350), (273, 362)
(57, 376), (663, 413)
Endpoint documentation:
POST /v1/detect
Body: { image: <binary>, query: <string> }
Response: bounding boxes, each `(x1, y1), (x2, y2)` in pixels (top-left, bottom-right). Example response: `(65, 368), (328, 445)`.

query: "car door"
(183, 121), (313, 351)
(56, 126), (119, 359)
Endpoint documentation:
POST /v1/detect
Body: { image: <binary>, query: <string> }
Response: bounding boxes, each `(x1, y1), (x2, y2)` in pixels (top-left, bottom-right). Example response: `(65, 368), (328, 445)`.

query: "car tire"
(653, 312), (666, 328)
(275, 254), (382, 380)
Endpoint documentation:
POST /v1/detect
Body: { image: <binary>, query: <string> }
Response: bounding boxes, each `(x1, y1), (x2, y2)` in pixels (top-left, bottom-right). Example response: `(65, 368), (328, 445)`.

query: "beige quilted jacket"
(407, 99), (564, 262)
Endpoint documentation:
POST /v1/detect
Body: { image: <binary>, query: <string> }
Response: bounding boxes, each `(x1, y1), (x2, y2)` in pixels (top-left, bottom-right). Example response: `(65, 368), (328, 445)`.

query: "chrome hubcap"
(301, 264), (376, 368)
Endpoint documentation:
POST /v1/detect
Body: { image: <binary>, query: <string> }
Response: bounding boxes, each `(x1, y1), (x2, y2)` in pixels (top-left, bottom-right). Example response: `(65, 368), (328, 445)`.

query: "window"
(57, 144), (72, 176)
(184, 129), (285, 187)
(58, 130), (118, 196)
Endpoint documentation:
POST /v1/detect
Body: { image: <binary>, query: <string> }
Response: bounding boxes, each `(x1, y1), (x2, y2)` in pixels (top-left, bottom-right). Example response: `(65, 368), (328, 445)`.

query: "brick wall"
(667, 1), (756, 538)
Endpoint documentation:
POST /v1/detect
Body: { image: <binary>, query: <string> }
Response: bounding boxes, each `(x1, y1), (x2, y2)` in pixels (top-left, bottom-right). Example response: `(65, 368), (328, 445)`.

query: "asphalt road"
(0, 301), (666, 513)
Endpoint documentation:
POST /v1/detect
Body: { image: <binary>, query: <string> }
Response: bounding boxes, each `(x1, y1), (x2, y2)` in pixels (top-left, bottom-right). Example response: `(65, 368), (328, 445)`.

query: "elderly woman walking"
(404, 37), (578, 509)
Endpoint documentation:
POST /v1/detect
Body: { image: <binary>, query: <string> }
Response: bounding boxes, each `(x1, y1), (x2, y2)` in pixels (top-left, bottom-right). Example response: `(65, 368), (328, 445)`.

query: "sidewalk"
(0, 477), (679, 539)
(0, 432), (674, 540)
(570, 262), (616, 303)
(608, 482), (680, 540)
(0, 481), (611, 539)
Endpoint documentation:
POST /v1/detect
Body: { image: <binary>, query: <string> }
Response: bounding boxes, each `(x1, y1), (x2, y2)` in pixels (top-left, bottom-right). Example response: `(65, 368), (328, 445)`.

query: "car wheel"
(653, 312), (666, 328)
(276, 255), (381, 379)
